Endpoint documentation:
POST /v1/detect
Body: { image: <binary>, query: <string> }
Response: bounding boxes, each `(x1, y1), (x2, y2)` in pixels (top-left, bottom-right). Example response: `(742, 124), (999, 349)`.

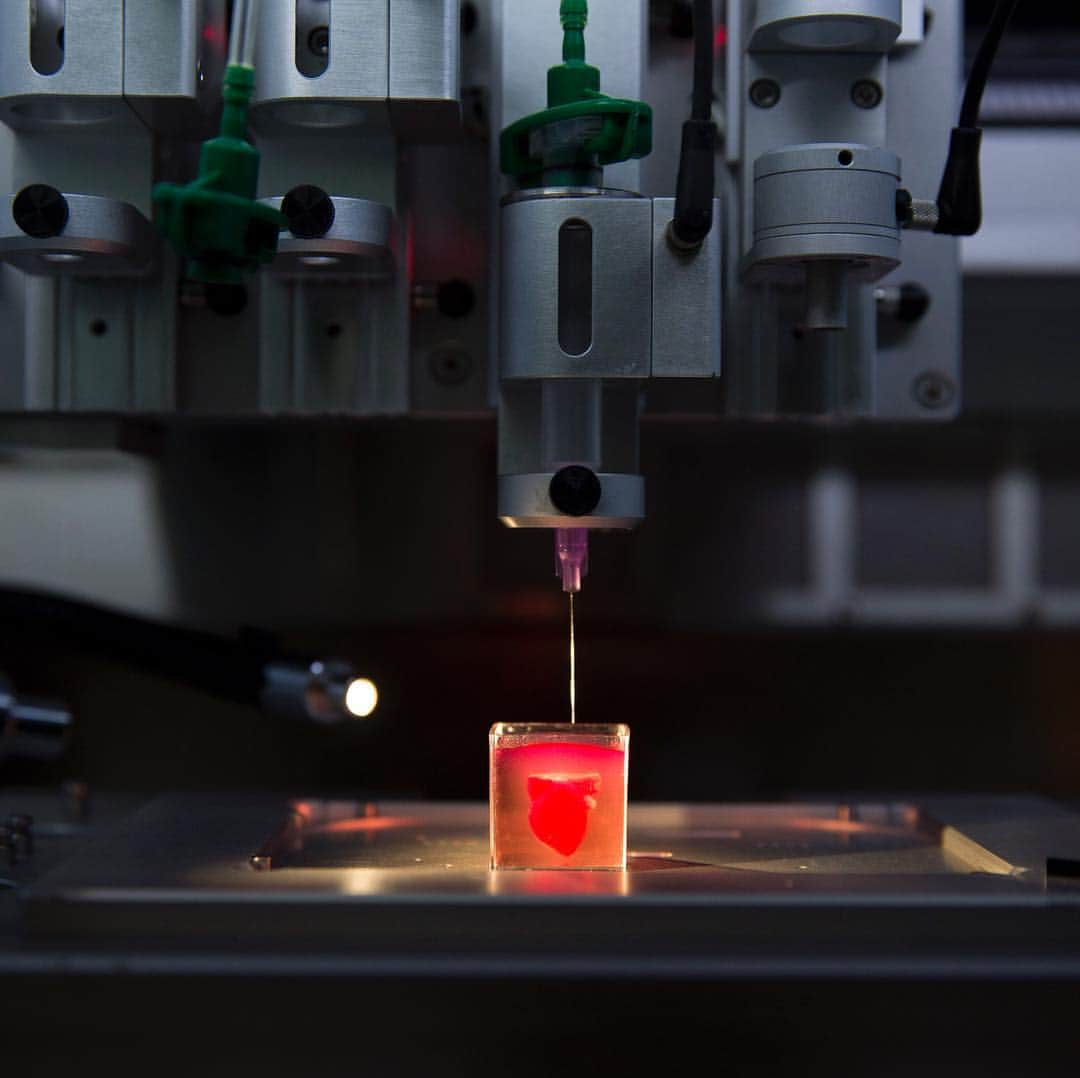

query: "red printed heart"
(526, 773), (600, 856)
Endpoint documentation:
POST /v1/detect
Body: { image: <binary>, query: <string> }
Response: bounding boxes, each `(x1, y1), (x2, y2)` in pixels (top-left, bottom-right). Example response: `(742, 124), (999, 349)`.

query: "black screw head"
(851, 79), (883, 109)
(428, 348), (472, 386)
(281, 185), (335, 239)
(549, 466), (602, 517)
(897, 282), (932, 324)
(12, 184), (69, 239)
(436, 279), (476, 320)
(749, 79), (781, 109)
(913, 371), (955, 410)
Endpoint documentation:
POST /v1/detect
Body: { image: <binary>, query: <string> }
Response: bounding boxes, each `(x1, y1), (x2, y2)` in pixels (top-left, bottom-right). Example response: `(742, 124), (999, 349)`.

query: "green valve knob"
(152, 64), (285, 285)
(500, 0), (652, 189)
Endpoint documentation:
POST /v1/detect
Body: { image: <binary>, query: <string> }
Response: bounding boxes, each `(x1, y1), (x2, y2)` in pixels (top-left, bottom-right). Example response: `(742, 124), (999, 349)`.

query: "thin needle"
(569, 591), (576, 725)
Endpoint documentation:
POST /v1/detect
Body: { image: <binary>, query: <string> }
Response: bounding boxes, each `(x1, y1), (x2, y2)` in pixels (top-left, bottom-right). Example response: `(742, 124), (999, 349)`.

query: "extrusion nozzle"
(555, 528), (589, 593)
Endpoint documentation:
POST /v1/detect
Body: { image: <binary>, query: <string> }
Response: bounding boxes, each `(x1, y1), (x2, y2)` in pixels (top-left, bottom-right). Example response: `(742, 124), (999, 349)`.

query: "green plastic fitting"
(499, 0), (652, 189)
(152, 64), (284, 285)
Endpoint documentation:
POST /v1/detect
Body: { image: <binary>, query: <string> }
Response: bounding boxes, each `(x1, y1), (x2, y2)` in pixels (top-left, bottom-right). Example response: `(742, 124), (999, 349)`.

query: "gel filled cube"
(490, 723), (629, 870)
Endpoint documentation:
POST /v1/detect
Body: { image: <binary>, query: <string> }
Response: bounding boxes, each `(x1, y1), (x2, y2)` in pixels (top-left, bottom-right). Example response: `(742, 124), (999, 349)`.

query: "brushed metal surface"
(260, 195), (395, 278)
(498, 471), (645, 529)
(251, 0), (390, 131)
(389, 0), (461, 141)
(0, 0), (131, 131)
(501, 193), (652, 380)
(123, 0), (226, 133)
(20, 795), (1080, 977)
(0, 193), (155, 276)
(651, 197), (722, 378)
(874, 0), (962, 418)
(749, 0), (902, 53)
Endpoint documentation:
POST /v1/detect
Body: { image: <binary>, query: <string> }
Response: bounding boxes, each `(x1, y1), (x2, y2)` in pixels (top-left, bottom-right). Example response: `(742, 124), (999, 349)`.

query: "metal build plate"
(20, 796), (1080, 978)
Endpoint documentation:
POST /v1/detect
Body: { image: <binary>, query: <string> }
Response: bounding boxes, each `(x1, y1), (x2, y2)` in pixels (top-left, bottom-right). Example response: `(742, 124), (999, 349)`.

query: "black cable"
(670, 0), (717, 248)
(691, 0), (713, 122)
(960, 0), (1021, 129)
(934, 0), (1020, 236)
(0, 586), (274, 707)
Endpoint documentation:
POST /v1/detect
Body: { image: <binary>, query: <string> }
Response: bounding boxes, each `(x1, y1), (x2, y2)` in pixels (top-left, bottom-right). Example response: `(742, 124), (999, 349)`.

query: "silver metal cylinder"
(498, 473), (645, 531)
(541, 382), (602, 470)
(260, 195), (394, 279)
(749, 143), (901, 273)
(0, 193), (155, 277)
(805, 262), (849, 332)
(749, 0), (902, 53)
(745, 143), (901, 330)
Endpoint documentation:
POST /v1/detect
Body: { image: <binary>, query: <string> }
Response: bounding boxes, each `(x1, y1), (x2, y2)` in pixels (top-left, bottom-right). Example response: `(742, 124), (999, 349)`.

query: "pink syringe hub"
(554, 528), (589, 593)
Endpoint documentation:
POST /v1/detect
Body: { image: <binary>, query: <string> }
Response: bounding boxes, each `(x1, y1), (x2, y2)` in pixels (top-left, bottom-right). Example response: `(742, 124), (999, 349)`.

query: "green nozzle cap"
(500, 0), (651, 189)
(153, 65), (284, 284)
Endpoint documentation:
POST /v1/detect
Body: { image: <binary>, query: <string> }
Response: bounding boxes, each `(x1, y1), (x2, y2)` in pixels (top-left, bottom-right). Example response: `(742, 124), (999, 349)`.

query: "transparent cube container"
(489, 723), (629, 870)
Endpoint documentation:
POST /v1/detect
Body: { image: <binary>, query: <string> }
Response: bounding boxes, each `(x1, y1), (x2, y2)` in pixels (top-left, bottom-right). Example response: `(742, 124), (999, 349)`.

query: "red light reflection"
(313, 815), (423, 836)
(202, 24), (227, 49)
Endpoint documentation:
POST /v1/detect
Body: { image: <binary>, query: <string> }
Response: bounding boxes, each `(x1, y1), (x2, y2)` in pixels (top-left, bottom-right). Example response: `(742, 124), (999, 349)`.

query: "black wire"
(0, 586), (273, 707)
(691, 0), (714, 122)
(932, 0), (1020, 236)
(670, 0), (717, 247)
(960, 0), (1021, 128)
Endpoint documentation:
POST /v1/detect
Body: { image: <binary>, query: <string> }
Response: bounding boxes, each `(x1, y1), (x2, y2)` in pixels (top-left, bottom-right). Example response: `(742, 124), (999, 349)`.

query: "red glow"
(714, 24), (728, 50)
(789, 817), (884, 835)
(202, 23), (227, 49)
(491, 741), (626, 868)
(527, 773), (599, 855)
(314, 815), (423, 835)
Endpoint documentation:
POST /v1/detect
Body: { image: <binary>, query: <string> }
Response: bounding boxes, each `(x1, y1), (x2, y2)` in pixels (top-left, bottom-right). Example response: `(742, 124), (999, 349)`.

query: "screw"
(308, 25), (330, 57)
(436, 279), (476, 320)
(12, 184), (69, 239)
(281, 185), (335, 240)
(851, 80), (883, 109)
(913, 371), (955, 410)
(549, 465), (603, 517)
(428, 348), (472, 386)
(749, 79), (781, 109)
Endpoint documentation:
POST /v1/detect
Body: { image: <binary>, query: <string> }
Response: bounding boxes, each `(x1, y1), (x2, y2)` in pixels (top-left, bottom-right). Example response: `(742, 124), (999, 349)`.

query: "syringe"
(554, 527), (589, 594)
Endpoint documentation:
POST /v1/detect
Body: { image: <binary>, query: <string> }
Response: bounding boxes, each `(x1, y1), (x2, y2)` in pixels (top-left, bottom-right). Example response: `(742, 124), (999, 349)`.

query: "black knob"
(12, 184), (69, 239)
(437, 279), (476, 319)
(897, 281), (932, 324)
(281, 185), (335, 239)
(549, 466), (602, 517)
